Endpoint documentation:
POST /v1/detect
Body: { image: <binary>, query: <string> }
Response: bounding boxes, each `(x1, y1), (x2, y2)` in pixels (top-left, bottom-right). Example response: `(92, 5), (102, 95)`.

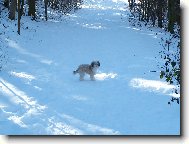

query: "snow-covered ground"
(0, 0), (180, 135)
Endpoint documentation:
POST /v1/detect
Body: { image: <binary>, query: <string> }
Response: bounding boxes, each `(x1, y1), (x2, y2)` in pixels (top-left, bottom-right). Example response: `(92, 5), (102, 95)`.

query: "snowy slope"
(0, 0), (180, 135)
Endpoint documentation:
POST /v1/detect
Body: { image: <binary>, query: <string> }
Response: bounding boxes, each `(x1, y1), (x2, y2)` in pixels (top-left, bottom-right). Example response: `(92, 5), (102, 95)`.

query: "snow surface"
(0, 0), (180, 135)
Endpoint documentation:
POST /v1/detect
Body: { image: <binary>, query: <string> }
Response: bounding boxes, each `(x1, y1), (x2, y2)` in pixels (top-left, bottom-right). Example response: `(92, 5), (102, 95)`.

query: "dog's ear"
(97, 61), (100, 66)
(91, 61), (95, 67)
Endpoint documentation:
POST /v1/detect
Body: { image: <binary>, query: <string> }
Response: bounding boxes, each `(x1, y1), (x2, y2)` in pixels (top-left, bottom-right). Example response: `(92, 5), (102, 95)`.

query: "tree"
(168, 0), (180, 33)
(20, 0), (25, 17)
(9, 0), (17, 20)
(28, 0), (36, 19)
(3, 0), (9, 8)
(47, 0), (83, 14)
(45, 0), (48, 21)
(18, 0), (21, 35)
(157, 0), (163, 28)
(128, 0), (180, 33)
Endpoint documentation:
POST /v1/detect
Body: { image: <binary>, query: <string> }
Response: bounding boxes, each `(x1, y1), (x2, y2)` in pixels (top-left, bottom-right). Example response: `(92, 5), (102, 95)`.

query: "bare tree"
(9, 0), (17, 20)
(20, 0), (25, 17)
(18, 0), (21, 35)
(168, 0), (180, 33)
(3, 0), (9, 8)
(45, 0), (48, 21)
(128, 0), (180, 33)
(28, 0), (36, 19)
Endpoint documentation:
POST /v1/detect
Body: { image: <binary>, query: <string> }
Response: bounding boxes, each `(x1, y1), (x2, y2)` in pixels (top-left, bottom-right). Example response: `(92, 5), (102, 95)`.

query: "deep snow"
(0, 0), (180, 135)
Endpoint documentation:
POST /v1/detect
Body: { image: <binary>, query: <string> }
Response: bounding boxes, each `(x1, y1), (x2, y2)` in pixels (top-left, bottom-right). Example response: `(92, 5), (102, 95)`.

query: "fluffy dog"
(73, 61), (100, 81)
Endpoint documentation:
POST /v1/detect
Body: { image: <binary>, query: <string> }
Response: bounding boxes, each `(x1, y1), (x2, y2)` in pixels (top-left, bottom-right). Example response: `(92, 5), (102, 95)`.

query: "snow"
(130, 78), (178, 95)
(0, 0), (180, 135)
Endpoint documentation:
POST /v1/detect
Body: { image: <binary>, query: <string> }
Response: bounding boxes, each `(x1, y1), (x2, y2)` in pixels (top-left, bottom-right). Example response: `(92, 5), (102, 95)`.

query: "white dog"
(73, 61), (100, 81)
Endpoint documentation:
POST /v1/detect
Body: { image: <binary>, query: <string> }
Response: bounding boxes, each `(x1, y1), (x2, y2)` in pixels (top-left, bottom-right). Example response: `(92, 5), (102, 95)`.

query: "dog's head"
(91, 61), (100, 68)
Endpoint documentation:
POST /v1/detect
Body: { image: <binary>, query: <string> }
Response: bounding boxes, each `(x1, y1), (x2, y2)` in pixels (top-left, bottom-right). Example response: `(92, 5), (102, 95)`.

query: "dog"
(73, 61), (100, 81)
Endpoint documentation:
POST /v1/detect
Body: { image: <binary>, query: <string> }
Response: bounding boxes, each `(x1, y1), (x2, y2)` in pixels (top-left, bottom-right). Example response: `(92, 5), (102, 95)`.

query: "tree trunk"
(157, 0), (163, 28)
(175, 0), (180, 26)
(3, 0), (9, 8)
(20, 0), (25, 17)
(9, 0), (17, 20)
(141, 0), (144, 21)
(45, 0), (48, 21)
(28, 0), (36, 19)
(18, 0), (21, 35)
(168, 0), (175, 33)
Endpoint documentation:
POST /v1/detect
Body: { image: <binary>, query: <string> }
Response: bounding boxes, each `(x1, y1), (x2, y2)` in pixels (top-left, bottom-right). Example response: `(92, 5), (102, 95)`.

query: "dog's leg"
(79, 73), (85, 81)
(90, 74), (95, 81)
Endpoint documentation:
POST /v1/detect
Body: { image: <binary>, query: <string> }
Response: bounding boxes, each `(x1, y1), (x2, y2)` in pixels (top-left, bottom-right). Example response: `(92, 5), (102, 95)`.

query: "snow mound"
(95, 72), (117, 80)
(130, 78), (180, 97)
(10, 71), (36, 81)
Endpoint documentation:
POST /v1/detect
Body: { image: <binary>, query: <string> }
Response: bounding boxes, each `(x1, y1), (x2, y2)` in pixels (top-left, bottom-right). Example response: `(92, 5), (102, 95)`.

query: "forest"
(0, 0), (180, 32)
(128, 0), (180, 33)
(128, 0), (180, 102)
(1, 0), (83, 34)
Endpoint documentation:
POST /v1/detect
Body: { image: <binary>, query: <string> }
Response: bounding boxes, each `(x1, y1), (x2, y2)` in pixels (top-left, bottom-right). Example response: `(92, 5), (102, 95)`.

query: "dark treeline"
(128, 0), (180, 34)
(48, 0), (82, 13)
(3, 0), (83, 19)
(2, 0), (83, 34)
(128, 0), (180, 103)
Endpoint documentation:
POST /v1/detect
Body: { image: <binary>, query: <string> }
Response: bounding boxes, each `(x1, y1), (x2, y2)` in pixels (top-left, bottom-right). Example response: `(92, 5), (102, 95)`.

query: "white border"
(0, 0), (188, 143)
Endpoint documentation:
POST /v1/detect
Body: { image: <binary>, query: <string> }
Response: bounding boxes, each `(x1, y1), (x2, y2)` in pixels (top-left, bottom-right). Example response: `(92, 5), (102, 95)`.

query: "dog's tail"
(73, 70), (78, 75)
